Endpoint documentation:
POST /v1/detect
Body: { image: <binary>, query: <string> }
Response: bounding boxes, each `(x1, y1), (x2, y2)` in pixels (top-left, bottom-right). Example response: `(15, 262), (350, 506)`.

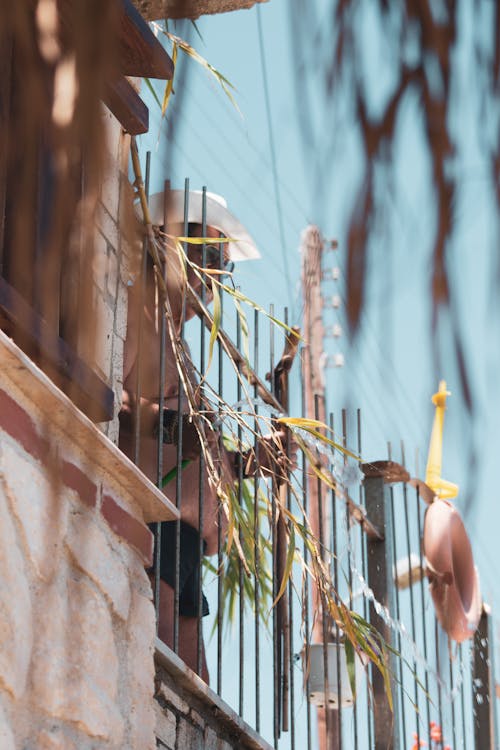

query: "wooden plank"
(361, 460), (410, 484)
(0, 34), (13, 274)
(119, 0), (174, 79)
(0, 277), (114, 423)
(103, 76), (149, 134)
(58, 0), (174, 80)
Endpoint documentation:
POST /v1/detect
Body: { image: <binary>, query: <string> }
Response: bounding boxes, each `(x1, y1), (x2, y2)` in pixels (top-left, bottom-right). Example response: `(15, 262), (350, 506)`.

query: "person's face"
(185, 224), (233, 303)
(164, 223), (234, 327)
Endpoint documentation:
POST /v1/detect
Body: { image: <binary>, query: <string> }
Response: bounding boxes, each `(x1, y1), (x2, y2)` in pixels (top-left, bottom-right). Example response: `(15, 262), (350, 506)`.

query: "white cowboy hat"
(147, 189), (261, 262)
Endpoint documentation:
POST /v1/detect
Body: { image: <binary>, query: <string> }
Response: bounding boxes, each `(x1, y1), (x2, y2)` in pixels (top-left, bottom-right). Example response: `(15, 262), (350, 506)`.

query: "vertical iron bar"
(435, 619), (444, 743)
(173, 177), (190, 654)
(357, 410), (372, 750)
(217, 235), (225, 695)
(196, 187), (207, 677)
(269, 304), (279, 749)
(133, 150), (151, 466)
(415, 485), (432, 748)
(253, 308), (261, 731)
(284, 308), (295, 749)
(387, 443), (406, 748)
(343, 410), (358, 750)
(155, 180), (169, 466)
(330, 413), (342, 749)
(449, 638), (457, 750)
(315, 394), (331, 744)
(301, 350), (312, 750)
(460, 643), (467, 750)
(237, 311), (244, 716)
(152, 179), (169, 631)
(401, 442), (420, 746)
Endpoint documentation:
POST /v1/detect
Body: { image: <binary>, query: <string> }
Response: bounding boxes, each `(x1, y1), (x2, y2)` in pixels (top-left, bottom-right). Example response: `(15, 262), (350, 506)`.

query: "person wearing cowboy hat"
(119, 188), (290, 681)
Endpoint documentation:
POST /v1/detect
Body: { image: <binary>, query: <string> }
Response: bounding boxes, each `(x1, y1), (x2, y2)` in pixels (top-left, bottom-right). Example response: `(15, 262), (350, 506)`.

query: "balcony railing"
(121, 176), (498, 750)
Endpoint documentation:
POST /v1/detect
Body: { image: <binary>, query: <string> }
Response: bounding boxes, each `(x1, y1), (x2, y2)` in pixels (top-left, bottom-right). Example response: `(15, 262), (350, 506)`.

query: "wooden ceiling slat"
(58, 0), (174, 80)
(103, 76), (149, 134)
(119, 0), (174, 79)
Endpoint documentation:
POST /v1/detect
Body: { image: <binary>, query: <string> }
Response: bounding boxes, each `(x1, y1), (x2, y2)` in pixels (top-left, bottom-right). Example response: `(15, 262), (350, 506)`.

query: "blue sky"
(137, 0), (500, 743)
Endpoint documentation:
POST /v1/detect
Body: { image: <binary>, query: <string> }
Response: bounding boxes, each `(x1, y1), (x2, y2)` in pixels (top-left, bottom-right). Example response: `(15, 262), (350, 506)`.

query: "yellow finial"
(425, 380), (459, 500)
(431, 379), (450, 407)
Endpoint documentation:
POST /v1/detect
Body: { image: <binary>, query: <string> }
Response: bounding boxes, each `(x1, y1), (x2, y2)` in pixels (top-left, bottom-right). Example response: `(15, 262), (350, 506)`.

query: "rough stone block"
(156, 681), (189, 715)
(96, 203), (119, 250)
(66, 512), (131, 621)
(92, 288), (114, 380)
(102, 109), (122, 162)
(0, 387), (49, 463)
(101, 494), (153, 565)
(110, 334), (124, 394)
(37, 727), (76, 750)
(126, 590), (156, 750)
(61, 460), (97, 509)
(204, 725), (218, 750)
(93, 232), (109, 294)
(190, 708), (204, 728)
(154, 701), (176, 749)
(0, 479), (33, 699)
(31, 576), (123, 742)
(177, 718), (203, 750)
(2, 441), (68, 582)
(104, 415), (120, 447)
(0, 702), (15, 750)
(101, 157), (120, 219)
(107, 248), (119, 300)
(114, 279), (129, 340)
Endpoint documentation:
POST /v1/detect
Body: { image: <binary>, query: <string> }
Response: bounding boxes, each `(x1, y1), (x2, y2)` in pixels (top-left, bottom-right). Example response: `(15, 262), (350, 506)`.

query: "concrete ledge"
(154, 638), (273, 750)
(0, 330), (178, 523)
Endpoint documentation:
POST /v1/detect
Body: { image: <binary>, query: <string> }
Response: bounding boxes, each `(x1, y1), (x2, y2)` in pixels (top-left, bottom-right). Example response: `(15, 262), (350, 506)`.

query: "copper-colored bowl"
(423, 499), (481, 642)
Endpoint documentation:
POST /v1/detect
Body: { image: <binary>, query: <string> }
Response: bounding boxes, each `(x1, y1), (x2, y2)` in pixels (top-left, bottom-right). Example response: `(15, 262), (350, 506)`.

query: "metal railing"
(122, 174), (498, 750)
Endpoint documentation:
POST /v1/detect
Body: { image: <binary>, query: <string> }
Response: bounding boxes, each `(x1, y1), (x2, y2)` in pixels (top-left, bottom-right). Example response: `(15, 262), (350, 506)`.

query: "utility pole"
(301, 225), (340, 749)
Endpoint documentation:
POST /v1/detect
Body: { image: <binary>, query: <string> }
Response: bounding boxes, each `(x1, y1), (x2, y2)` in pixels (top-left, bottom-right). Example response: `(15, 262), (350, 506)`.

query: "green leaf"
(275, 524), (295, 604)
(143, 77), (162, 110)
(174, 235), (232, 245)
(234, 294), (251, 367)
(206, 281), (221, 375)
(190, 19), (203, 42)
(277, 416), (360, 460)
(344, 638), (357, 702)
(151, 24), (241, 116)
(161, 41), (177, 117)
(216, 282), (303, 340)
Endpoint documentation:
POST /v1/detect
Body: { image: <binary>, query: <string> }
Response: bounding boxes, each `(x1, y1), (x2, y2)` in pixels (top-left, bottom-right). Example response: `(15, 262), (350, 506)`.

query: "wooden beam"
(119, 0), (174, 79)
(103, 76), (149, 135)
(0, 277), (114, 423)
(361, 460), (410, 484)
(58, 0), (174, 80)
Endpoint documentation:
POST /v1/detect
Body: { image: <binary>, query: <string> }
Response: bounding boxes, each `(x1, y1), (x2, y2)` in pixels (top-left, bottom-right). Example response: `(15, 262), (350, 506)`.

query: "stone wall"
(154, 641), (273, 750)
(0, 331), (178, 750)
(94, 108), (137, 445)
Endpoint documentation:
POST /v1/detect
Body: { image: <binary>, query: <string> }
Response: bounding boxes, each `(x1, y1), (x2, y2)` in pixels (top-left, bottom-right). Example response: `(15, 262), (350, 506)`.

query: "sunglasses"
(188, 243), (235, 278)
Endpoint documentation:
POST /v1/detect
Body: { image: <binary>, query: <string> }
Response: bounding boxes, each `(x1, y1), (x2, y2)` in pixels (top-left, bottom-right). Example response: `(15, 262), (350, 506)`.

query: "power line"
(256, 5), (295, 319)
